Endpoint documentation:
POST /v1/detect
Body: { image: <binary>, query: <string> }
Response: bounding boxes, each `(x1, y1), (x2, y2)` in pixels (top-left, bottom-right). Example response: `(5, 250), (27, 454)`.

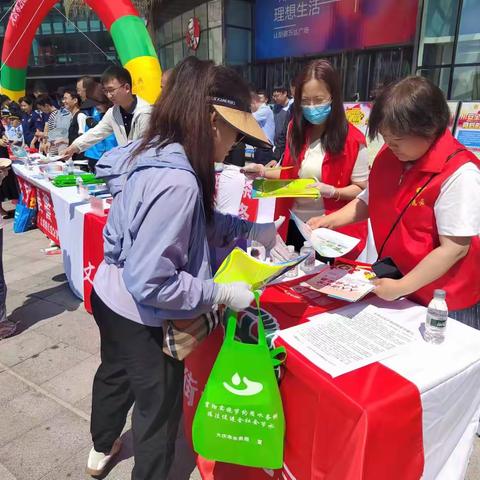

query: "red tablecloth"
(83, 211), (108, 313)
(184, 279), (424, 480)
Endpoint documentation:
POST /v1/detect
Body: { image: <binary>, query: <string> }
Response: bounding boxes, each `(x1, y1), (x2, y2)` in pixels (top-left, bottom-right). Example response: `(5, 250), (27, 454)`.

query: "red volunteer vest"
(369, 129), (480, 311)
(276, 123), (368, 259)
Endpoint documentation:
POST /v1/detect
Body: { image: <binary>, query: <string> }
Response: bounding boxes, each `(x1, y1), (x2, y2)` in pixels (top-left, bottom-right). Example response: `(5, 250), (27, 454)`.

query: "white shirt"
(293, 141), (369, 221)
(357, 162), (480, 236)
(215, 165), (246, 215)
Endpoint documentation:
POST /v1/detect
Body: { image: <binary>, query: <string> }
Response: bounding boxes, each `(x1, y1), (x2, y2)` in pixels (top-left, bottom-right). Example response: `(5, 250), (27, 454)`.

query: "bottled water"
(425, 289), (448, 344)
(285, 245), (299, 278)
(300, 241), (315, 273)
(66, 158), (75, 175)
(249, 241), (266, 261)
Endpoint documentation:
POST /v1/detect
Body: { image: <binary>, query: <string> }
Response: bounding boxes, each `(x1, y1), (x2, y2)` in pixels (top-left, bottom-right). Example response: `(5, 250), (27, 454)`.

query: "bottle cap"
(434, 289), (446, 299)
(287, 245), (295, 252)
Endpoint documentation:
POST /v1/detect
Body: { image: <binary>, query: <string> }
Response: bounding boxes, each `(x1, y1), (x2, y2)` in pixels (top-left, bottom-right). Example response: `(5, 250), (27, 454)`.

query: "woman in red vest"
(244, 59), (368, 257)
(308, 76), (480, 326)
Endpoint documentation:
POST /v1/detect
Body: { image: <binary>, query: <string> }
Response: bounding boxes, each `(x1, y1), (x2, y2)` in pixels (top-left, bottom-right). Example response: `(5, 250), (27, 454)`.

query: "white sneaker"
(85, 438), (122, 476)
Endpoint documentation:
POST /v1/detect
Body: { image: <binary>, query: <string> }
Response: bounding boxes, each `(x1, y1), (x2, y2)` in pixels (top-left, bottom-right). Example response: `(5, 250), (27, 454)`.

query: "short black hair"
(369, 76), (450, 141)
(273, 85), (288, 94)
(19, 96), (34, 106)
(256, 89), (267, 97)
(35, 94), (54, 107)
(101, 65), (132, 88)
(63, 89), (82, 104)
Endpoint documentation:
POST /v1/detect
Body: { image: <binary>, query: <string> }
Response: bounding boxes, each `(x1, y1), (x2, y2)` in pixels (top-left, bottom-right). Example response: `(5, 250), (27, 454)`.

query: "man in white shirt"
(62, 66), (151, 158)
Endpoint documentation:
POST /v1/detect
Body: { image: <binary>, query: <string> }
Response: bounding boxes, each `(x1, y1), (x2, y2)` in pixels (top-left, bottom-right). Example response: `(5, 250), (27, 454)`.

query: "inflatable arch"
(0, 0), (162, 104)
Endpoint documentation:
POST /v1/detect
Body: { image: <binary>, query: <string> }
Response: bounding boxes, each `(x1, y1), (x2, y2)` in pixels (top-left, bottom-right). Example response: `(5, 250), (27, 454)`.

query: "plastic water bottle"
(285, 245), (299, 278)
(76, 176), (84, 194)
(249, 241), (266, 261)
(66, 158), (74, 175)
(425, 289), (448, 344)
(300, 241), (315, 273)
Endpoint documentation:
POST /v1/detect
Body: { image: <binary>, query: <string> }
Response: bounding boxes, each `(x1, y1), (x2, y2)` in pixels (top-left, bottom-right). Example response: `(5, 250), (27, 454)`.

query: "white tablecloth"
(12, 163), (90, 299)
(332, 298), (480, 480)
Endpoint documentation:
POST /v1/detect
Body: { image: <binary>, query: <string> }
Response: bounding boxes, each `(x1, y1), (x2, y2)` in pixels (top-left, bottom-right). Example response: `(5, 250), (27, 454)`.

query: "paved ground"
(0, 219), (478, 479)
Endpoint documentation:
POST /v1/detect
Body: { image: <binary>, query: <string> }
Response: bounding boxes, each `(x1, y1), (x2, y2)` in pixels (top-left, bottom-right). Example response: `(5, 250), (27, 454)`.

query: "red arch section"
(2, 0), (140, 69)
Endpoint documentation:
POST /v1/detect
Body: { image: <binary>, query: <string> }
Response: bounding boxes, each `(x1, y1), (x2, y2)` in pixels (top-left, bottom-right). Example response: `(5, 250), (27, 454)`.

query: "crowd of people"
(0, 55), (478, 479)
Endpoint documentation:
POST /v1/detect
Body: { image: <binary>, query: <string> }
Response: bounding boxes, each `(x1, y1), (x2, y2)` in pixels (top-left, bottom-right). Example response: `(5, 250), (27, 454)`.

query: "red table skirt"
(83, 212), (108, 313)
(184, 279), (424, 480)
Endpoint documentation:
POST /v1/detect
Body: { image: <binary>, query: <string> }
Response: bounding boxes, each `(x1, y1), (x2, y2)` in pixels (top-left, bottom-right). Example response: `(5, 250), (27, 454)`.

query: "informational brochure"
(279, 305), (417, 377)
(252, 178), (319, 199)
(302, 265), (375, 302)
(214, 247), (308, 290)
(290, 211), (360, 258)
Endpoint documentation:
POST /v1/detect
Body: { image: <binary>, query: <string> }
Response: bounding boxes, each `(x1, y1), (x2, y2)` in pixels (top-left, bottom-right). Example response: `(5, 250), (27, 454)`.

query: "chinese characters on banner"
(455, 102), (480, 158)
(36, 187), (59, 245)
(256, 0), (419, 60)
(16, 175), (36, 210)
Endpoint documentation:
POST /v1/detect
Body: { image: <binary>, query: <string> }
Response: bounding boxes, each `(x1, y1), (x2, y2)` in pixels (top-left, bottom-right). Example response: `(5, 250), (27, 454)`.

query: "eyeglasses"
(102, 84), (126, 95)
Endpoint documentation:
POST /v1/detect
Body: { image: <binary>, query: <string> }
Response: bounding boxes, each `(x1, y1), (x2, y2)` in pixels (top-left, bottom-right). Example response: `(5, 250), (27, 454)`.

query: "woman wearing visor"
(87, 57), (283, 479)
(244, 59), (368, 257)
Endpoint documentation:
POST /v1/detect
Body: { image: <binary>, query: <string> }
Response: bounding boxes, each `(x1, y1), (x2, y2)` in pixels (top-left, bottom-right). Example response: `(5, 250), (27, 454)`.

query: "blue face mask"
(302, 104), (332, 125)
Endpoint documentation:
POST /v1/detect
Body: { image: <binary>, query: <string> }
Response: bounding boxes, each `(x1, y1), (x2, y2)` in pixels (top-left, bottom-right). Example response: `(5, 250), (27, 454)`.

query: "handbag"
(192, 294), (286, 469)
(162, 309), (221, 361)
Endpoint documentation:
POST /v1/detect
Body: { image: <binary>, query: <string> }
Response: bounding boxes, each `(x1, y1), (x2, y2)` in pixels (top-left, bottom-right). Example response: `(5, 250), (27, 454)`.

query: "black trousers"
(90, 289), (184, 480)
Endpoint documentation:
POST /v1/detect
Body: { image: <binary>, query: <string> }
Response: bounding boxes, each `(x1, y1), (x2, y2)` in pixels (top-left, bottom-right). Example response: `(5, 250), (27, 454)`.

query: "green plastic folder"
(214, 247), (307, 290)
(251, 178), (319, 199)
(52, 174), (104, 188)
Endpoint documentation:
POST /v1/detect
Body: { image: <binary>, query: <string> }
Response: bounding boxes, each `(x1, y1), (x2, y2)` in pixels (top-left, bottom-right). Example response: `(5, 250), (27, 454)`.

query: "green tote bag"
(192, 299), (286, 469)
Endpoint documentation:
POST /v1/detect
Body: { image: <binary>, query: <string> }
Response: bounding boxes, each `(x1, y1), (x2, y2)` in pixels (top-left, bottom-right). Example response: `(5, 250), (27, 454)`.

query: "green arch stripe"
(109, 15), (157, 66)
(1, 65), (26, 93)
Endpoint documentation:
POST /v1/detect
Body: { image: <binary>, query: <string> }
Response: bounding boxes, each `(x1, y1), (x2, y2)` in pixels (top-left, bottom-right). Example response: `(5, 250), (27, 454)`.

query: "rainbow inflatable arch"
(0, 0), (162, 104)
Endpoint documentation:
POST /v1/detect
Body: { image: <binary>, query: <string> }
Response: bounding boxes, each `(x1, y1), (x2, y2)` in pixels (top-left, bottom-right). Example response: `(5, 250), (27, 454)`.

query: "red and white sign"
(186, 17), (201, 50)
(36, 187), (59, 245)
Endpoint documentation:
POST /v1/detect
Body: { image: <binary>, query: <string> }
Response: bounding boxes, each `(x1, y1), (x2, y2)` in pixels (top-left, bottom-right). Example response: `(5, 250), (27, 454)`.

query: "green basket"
(52, 174), (104, 188)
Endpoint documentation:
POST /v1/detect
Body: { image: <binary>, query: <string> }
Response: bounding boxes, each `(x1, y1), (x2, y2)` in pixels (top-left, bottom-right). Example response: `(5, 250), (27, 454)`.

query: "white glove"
(309, 181), (336, 198)
(248, 216), (286, 252)
(214, 282), (255, 311)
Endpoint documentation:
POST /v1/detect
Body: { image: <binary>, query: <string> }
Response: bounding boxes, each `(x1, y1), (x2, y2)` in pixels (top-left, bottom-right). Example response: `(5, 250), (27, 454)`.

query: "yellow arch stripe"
(0, 86), (26, 102)
(124, 56), (162, 105)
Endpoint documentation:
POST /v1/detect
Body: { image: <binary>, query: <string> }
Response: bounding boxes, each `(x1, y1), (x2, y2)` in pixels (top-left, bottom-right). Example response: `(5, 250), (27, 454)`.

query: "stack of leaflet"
(251, 178), (319, 199)
(214, 247), (307, 290)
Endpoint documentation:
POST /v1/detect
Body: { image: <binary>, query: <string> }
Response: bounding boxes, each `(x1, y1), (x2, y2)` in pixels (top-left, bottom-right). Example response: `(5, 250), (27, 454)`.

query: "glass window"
(418, 0), (459, 67)
(173, 40), (184, 66)
(226, 0), (251, 28)
(196, 31), (209, 60)
(226, 27), (251, 65)
(208, 27), (223, 65)
(77, 20), (88, 32)
(65, 21), (75, 33)
(165, 44), (174, 69)
(163, 20), (173, 44)
(451, 66), (480, 100)
(157, 25), (165, 46)
(172, 15), (182, 41)
(195, 3), (208, 31)
(208, 0), (222, 28)
(53, 21), (64, 34)
(90, 19), (101, 32)
(182, 9), (195, 37)
(41, 23), (52, 34)
(455, 0), (480, 64)
(418, 67), (451, 95)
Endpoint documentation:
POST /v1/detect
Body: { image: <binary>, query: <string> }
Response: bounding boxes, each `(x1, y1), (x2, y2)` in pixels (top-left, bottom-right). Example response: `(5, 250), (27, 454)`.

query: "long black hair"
(290, 59), (348, 161)
(135, 57), (251, 221)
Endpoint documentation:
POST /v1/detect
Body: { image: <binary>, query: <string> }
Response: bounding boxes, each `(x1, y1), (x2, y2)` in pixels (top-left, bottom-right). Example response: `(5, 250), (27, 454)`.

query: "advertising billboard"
(256, 0), (419, 60)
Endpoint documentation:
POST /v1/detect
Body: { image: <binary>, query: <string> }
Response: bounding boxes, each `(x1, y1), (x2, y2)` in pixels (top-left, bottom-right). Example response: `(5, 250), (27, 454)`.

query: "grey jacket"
(94, 141), (256, 325)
